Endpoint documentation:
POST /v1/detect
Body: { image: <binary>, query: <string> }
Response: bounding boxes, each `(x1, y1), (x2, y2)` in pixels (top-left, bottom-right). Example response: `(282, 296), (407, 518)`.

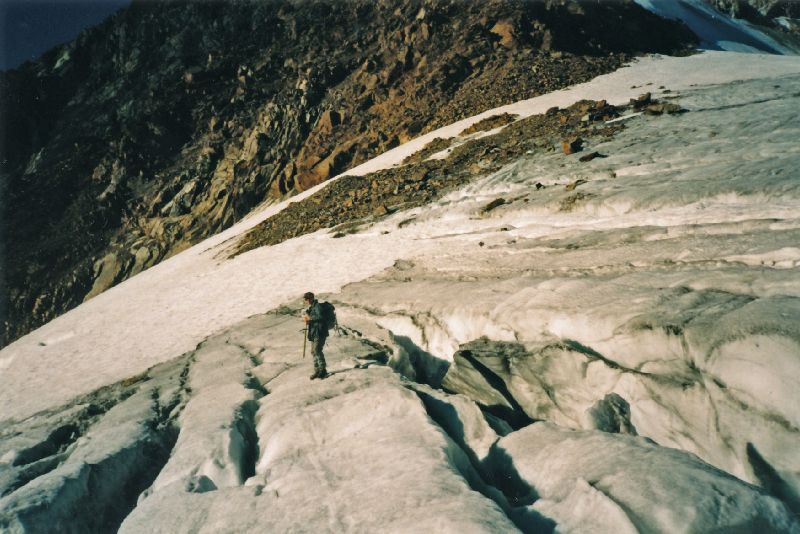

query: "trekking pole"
(302, 328), (307, 359)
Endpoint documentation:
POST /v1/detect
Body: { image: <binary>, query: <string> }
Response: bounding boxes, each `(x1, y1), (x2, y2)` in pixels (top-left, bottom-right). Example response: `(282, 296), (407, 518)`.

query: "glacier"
(2, 50), (800, 532)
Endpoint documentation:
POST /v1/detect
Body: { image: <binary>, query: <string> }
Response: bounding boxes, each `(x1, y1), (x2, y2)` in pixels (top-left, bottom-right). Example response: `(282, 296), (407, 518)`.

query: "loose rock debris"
(234, 95), (684, 256)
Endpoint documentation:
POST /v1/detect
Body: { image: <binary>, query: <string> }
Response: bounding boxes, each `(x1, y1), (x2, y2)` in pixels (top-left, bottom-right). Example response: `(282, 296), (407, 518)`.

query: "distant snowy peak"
(636, 0), (798, 54)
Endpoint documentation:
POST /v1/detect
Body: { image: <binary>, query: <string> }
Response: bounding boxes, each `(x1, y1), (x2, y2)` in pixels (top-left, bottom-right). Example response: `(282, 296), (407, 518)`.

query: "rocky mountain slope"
(0, 0), (697, 347)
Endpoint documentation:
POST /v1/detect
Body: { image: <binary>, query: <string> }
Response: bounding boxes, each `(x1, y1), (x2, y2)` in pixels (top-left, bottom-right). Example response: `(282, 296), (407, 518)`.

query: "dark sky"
(0, 0), (131, 71)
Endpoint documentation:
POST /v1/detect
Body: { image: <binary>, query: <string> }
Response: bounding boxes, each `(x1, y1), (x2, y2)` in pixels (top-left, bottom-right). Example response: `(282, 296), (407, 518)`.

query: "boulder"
(490, 19), (517, 48)
(561, 137), (583, 155)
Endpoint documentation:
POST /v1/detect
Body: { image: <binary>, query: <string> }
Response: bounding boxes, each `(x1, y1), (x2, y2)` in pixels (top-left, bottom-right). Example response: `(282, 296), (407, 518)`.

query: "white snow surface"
(2, 50), (800, 532)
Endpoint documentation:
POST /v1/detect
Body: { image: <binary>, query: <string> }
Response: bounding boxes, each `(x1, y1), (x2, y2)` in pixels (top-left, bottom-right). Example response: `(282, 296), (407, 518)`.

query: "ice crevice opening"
(380, 327), (798, 531)
(140, 334), (269, 496)
(333, 297), (800, 521)
(0, 333), (274, 531)
(408, 384), (555, 534)
(1, 298), (798, 532)
(0, 353), (193, 532)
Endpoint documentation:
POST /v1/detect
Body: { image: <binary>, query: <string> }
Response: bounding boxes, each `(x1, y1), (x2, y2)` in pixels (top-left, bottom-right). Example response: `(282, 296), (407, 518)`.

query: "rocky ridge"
(0, 0), (696, 347)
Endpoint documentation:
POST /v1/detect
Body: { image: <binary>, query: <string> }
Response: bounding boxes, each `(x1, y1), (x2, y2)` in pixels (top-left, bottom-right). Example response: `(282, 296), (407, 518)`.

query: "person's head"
(303, 292), (315, 304)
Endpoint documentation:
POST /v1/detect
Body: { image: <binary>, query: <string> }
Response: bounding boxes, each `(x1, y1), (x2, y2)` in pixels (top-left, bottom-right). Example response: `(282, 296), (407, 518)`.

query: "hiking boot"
(317, 369), (329, 379)
(310, 369), (321, 380)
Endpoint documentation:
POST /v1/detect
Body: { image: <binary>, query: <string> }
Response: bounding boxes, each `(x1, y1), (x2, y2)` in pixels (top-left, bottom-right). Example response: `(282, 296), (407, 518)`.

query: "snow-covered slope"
(2, 51), (800, 532)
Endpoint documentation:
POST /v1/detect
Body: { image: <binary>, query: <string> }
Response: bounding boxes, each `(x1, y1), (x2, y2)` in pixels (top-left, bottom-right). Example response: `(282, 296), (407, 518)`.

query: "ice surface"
(498, 422), (797, 533)
(330, 68), (800, 512)
(146, 339), (258, 494)
(0, 358), (186, 532)
(117, 314), (520, 533)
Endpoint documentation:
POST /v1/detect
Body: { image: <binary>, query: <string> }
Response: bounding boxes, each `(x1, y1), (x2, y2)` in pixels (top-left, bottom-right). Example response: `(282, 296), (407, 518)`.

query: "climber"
(303, 292), (329, 380)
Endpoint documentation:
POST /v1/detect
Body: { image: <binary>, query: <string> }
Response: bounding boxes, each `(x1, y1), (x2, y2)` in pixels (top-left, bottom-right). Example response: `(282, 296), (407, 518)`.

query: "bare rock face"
(0, 0), (697, 347)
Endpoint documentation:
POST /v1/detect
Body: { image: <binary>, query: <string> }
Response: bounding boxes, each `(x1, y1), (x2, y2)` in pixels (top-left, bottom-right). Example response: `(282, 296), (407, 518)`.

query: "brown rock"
(490, 19), (516, 48)
(541, 29), (553, 51)
(459, 113), (518, 136)
(645, 102), (685, 115)
(561, 138), (583, 155)
(559, 192), (593, 212)
(85, 253), (121, 301)
(664, 103), (685, 114)
(631, 92), (652, 109)
(409, 169), (429, 182)
(645, 104), (665, 115)
(420, 23), (430, 41)
(318, 110), (342, 134)
(242, 130), (267, 161)
(482, 198), (506, 213)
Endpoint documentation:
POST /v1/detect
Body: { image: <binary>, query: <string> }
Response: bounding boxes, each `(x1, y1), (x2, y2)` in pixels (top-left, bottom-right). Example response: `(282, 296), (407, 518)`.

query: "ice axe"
(302, 327), (307, 359)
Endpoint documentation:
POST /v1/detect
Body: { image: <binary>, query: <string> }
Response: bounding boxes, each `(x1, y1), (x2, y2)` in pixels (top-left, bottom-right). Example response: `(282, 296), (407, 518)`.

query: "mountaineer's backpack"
(320, 301), (338, 332)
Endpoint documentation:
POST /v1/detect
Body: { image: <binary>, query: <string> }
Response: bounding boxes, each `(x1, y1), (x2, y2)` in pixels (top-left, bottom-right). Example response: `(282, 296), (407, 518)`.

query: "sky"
(0, 0), (130, 71)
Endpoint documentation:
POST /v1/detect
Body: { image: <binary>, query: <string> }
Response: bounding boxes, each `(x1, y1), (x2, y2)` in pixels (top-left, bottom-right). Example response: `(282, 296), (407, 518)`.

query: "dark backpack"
(320, 301), (337, 332)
